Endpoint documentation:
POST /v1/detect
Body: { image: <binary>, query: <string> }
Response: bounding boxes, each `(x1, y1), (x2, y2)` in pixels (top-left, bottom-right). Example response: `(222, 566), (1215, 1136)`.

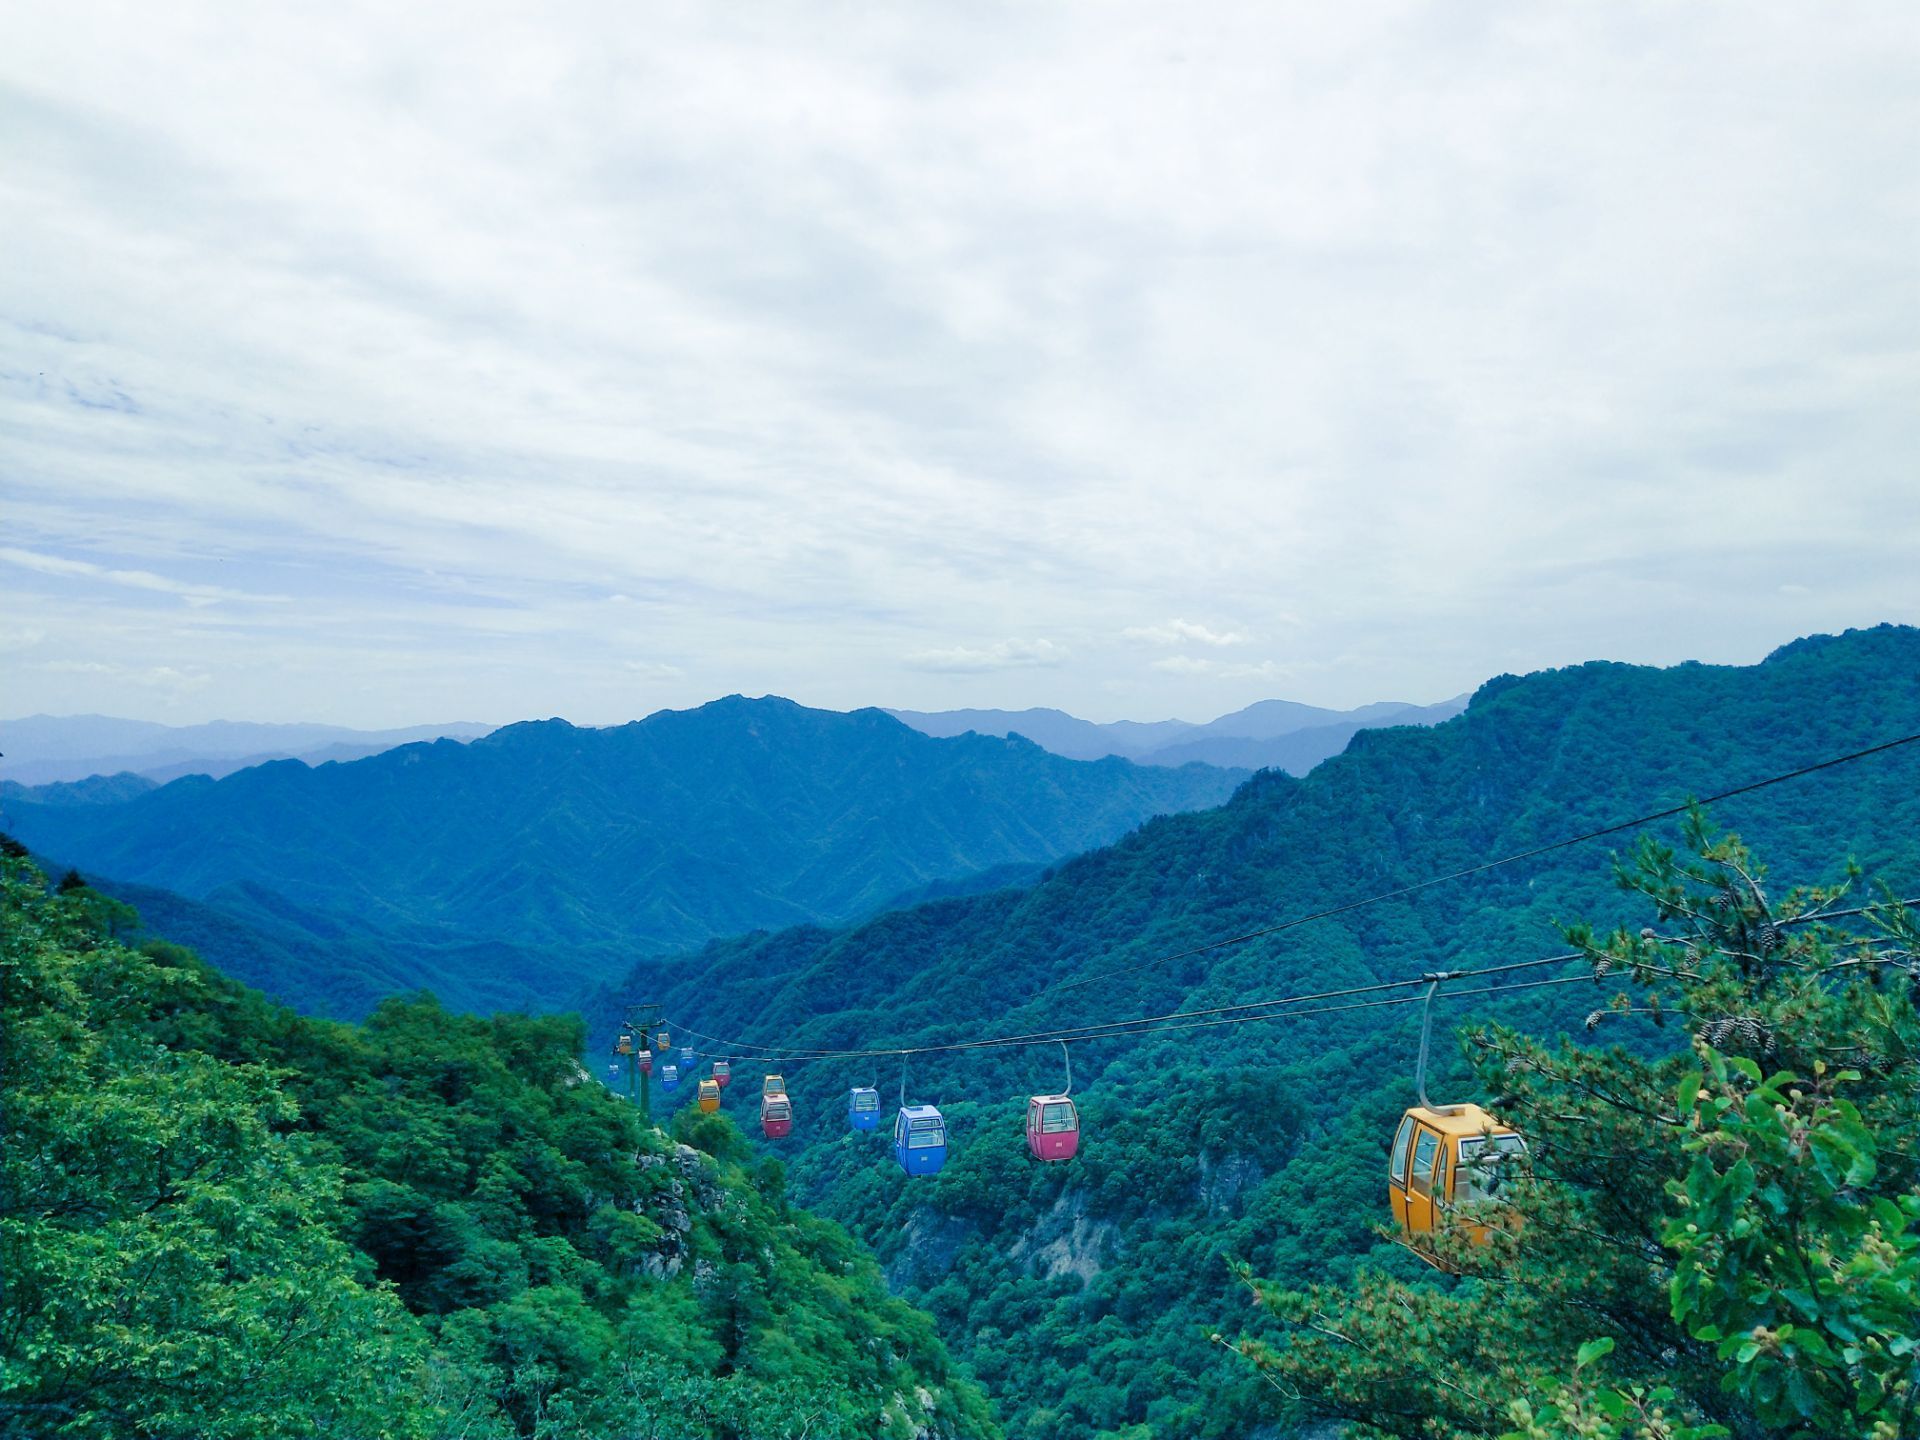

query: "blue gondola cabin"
(893, 1104), (948, 1175)
(661, 1063), (680, 1091)
(847, 1086), (881, 1132)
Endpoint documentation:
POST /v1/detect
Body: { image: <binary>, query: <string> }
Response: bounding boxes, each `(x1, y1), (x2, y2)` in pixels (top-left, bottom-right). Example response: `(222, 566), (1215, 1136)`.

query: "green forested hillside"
(0, 856), (999, 1440)
(3, 696), (1243, 1018)
(608, 626), (1920, 1440)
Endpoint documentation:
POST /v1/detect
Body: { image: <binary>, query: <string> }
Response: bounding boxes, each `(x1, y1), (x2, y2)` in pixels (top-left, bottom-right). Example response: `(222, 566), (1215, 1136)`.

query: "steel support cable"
(666, 972), (1603, 1068)
(663, 898), (1920, 1069)
(1037, 731), (1920, 998)
(663, 949), (1589, 1064)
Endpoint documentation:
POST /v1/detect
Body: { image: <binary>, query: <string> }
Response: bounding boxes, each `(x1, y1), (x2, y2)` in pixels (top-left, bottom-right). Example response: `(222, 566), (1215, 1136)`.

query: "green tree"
(0, 858), (430, 1439)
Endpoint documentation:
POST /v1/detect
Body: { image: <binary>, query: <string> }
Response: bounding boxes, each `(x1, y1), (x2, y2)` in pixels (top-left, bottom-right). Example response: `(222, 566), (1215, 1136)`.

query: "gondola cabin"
(762, 1073), (786, 1099)
(616, 1028), (634, 1055)
(1026, 1093), (1080, 1162)
(697, 1078), (722, 1114)
(1389, 1104), (1526, 1254)
(847, 1086), (881, 1132)
(661, 1063), (680, 1091)
(657, 1029), (671, 1051)
(893, 1105), (948, 1176)
(637, 1048), (653, 1075)
(679, 1046), (697, 1072)
(712, 1060), (731, 1088)
(761, 1092), (793, 1139)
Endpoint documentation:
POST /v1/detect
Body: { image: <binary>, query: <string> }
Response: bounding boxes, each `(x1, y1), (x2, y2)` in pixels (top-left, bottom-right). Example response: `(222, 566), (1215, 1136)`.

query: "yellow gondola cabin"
(1388, 1103), (1526, 1251)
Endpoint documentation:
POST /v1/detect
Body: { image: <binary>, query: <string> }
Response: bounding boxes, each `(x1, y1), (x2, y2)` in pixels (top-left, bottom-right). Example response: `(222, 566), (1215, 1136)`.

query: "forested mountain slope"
(4, 696), (1244, 1017)
(0, 857), (1000, 1439)
(607, 625), (1920, 1440)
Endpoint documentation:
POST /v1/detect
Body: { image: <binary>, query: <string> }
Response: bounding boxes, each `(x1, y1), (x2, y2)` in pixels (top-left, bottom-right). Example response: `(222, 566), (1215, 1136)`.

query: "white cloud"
(905, 639), (1069, 673)
(1150, 656), (1293, 682)
(1, 4), (1916, 724)
(1124, 619), (1250, 648)
(37, 659), (212, 701)
(1150, 655), (1219, 676)
(0, 546), (286, 608)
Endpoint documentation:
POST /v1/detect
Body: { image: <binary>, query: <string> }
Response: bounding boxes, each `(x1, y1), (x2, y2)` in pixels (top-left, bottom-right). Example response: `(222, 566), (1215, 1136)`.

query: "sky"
(3, 3), (1917, 728)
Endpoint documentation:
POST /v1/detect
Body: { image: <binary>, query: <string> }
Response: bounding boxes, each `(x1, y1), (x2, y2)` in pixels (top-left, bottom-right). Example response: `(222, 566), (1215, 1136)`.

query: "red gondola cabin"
(761, 1090), (793, 1139)
(1026, 1093), (1080, 1161)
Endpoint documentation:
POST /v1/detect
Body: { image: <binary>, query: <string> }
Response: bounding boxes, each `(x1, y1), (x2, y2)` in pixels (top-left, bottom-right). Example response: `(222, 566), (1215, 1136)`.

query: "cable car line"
(654, 890), (1914, 1074)
(658, 948), (1588, 1062)
(630, 734), (1919, 1205)
(648, 735), (1920, 1080)
(660, 965), (1601, 1068)
(1038, 728), (1920, 997)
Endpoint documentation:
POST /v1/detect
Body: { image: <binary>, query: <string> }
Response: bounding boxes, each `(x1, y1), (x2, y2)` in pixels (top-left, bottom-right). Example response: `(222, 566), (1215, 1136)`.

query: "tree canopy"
(0, 853), (999, 1439)
(1230, 815), (1920, 1440)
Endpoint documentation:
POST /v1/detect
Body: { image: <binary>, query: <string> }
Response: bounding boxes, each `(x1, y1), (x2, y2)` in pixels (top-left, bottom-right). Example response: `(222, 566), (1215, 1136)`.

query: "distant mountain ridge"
(888, 694), (1466, 772)
(4, 696), (1246, 1016)
(0, 714), (495, 785)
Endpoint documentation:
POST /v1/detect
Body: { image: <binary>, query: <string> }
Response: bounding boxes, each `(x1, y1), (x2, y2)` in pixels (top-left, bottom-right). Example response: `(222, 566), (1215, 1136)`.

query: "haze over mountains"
(1, 694), (1463, 791)
(890, 694), (1466, 772)
(3, 696), (1245, 1017)
(0, 714), (495, 785)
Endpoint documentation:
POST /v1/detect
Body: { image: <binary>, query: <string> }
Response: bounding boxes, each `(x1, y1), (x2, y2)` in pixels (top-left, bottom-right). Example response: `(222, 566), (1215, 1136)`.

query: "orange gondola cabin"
(697, 1078), (722, 1114)
(1388, 1103), (1526, 1256)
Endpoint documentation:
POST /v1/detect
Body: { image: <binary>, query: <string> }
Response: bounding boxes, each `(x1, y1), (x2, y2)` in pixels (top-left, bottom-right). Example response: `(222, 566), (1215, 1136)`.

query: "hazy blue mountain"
(0, 771), (159, 807)
(6, 696), (1245, 1015)
(886, 707), (1200, 761)
(1143, 698), (1468, 770)
(0, 714), (495, 784)
(612, 625), (1920, 1440)
(890, 693), (1467, 773)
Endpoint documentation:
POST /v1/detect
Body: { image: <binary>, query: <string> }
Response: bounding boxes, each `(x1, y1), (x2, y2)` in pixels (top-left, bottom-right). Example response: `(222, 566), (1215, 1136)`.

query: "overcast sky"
(4, 4), (1916, 727)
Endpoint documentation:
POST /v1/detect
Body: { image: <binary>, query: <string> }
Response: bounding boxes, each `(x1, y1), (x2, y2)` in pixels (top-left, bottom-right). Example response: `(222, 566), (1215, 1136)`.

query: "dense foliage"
(609, 626), (1920, 1440)
(0, 857), (999, 1439)
(1234, 815), (1920, 1439)
(4, 695), (1242, 1017)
